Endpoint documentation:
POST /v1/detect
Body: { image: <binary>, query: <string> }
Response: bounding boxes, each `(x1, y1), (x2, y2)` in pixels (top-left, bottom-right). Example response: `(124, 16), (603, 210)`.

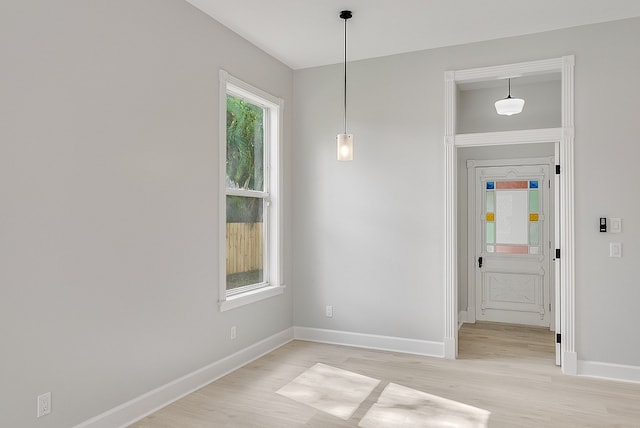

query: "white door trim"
(554, 143), (562, 366)
(466, 157), (555, 326)
(443, 56), (577, 375)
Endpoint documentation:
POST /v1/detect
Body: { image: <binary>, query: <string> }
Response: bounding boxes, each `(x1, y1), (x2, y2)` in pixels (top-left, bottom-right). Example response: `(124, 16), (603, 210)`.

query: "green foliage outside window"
(226, 95), (264, 223)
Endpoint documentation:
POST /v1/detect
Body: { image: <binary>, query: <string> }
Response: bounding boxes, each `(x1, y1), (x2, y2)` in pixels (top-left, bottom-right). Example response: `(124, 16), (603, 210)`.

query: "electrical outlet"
(230, 326), (237, 340)
(610, 242), (622, 258)
(37, 392), (51, 418)
(325, 305), (333, 318)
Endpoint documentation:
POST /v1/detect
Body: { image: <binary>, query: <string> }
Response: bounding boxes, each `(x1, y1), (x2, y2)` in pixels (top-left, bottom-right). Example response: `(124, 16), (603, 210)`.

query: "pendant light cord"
(343, 15), (348, 134)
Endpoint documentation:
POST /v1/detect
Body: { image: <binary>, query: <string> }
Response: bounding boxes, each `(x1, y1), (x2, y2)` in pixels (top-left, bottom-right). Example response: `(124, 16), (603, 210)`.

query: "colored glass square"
(530, 222), (539, 245)
(486, 212), (495, 222)
(530, 213), (539, 222)
(486, 191), (494, 213)
(529, 180), (539, 189)
(529, 190), (539, 213)
(486, 181), (495, 190)
(495, 245), (529, 254)
(496, 180), (528, 189)
(486, 222), (495, 244)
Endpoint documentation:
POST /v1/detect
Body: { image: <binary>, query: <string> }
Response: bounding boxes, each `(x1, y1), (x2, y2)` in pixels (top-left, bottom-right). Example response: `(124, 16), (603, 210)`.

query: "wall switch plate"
(37, 392), (51, 418)
(610, 218), (622, 233)
(610, 242), (622, 258)
(325, 305), (333, 318)
(230, 326), (237, 340)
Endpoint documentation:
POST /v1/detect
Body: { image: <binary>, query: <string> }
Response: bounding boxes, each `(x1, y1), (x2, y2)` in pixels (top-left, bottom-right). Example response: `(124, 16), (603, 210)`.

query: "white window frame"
(218, 70), (284, 311)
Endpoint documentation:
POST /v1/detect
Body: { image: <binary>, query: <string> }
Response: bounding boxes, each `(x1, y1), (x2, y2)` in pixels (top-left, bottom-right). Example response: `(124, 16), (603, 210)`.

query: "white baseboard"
(443, 337), (456, 360)
(77, 326), (640, 427)
(294, 326), (444, 358)
(458, 311), (468, 329)
(562, 351), (578, 375)
(578, 360), (640, 384)
(74, 328), (294, 428)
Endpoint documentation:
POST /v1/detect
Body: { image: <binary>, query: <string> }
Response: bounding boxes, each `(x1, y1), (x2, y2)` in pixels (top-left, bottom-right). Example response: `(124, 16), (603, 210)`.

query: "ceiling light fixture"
(495, 78), (525, 116)
(337, 10), (353, 161)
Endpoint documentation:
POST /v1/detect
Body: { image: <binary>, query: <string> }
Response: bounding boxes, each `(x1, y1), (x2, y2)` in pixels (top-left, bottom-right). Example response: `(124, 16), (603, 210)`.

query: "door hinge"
(556, 333), (561, 344)
(555, 165), (560, 174)
(549, 303), (551, 311)
(555, 249), (561, 259)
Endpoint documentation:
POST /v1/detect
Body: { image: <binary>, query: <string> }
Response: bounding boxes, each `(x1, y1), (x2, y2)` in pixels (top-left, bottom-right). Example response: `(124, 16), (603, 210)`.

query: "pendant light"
(337, 10), (353, 161)
(495, 78), (525, 116)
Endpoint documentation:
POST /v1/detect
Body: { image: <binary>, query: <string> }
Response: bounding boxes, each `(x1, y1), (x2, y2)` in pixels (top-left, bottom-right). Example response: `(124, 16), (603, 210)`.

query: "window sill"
(219, 284), (286, 312)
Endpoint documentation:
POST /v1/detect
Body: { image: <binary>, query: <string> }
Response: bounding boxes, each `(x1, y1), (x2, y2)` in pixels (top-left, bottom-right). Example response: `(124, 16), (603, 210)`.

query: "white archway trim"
(455, 128), (562, 147)
(443, 56), (576, 374)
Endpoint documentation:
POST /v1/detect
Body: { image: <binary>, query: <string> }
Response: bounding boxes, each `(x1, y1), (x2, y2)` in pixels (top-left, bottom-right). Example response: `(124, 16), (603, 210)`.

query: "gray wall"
(457, 80), (561, 133)
(293, 17), (640, 366)
(292, 57), (444, 340)
(0, 1), (293, 427)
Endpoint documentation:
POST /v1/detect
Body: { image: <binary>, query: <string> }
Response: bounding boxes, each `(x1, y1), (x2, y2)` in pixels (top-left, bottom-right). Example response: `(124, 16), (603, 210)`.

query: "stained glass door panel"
(483, 180), (541, 255)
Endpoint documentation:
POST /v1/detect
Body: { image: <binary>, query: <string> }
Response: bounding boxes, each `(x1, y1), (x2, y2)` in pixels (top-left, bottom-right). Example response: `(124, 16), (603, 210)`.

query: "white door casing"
(443, 56), (576, 374)
(554, 143), (561, 366)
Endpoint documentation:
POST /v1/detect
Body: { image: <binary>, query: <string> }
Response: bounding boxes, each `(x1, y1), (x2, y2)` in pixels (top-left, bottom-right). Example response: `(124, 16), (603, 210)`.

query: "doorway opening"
(443, 56), (577, 374)
(458, 149), (557, 364)
(458, 322), (556, 366)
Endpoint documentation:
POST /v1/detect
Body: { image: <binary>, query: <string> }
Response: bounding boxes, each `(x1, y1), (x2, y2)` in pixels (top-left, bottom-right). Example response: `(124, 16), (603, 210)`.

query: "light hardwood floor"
(131, 323), (640, 427)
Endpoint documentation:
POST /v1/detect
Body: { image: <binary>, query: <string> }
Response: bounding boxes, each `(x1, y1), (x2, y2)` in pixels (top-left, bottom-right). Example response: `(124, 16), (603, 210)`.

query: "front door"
(475, 164), (550, 327)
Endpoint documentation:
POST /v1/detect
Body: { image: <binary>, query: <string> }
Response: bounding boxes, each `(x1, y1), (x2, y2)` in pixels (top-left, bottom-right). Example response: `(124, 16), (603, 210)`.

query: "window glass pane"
(495, 190), (528, 245)
(226, 94), (264, 191)
(495, 245), (529, 254)
(529, 222), (539, 245)
(486, 222), (495, 244)
(486, 190), (494, 213)
(496, 180), (528, 189)
(529, 189), (539, 213)
(226, 196), (264, 290)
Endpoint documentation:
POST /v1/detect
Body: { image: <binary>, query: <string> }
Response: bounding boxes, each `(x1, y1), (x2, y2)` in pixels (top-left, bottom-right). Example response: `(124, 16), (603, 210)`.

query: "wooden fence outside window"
(226, 222), (263, 274)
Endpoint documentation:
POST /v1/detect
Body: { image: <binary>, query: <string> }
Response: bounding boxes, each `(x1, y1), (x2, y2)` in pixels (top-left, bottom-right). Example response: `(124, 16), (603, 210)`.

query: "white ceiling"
(184, 0), (640, 70)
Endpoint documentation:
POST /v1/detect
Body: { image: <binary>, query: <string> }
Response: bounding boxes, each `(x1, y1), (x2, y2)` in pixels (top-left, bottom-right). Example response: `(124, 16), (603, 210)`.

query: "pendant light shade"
(495, 78), (525, 116)
(337, 133), (353, 161)
(337, 10), (353, 161)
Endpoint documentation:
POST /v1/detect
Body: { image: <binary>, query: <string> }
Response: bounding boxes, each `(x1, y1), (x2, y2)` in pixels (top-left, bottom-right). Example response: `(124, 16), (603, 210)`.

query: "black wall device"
(600, 217), (607, 232)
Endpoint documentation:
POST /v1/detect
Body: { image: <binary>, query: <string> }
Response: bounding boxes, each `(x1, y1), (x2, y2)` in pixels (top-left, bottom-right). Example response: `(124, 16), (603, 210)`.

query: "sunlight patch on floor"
(359, 382), (490, 428)
(276, 363), (380, 420)
(277, 363), (490, 426)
